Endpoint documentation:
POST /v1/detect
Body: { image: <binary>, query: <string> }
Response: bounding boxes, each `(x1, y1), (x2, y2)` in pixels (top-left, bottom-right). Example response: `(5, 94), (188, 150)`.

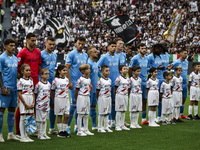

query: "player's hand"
(90, 84), (93, 92)
(69, 82), (73, 90)
(167, 64), (173, 70)
(157, 65), (165, 70)
(1, 87), (9, 95)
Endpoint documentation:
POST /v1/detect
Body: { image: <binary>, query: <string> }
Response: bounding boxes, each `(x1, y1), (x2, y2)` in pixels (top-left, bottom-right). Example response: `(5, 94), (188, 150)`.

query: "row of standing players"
(0, 34), (192, 142)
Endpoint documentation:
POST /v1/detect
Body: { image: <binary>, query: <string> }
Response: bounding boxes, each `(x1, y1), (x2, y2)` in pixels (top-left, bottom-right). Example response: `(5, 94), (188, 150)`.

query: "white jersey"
(160, 81), (172, 99)
(129, 77), (142, 94)
(171, 76), (183, 92)
(189, 71), (200, 87)
(115, 75), (130, 95)
(51, 77), (69, 98)
(76, 76), (91, 96)
(17, 78), (34, 95)
(34, 81), (51, 111)
(96, 77), (111, 97)
(146, 78), (159, 91)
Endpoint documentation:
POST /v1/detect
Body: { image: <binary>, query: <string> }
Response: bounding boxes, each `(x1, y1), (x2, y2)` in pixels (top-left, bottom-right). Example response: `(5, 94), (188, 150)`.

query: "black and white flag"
(104, 15), (139, 44)
(47, 18), (72, 48)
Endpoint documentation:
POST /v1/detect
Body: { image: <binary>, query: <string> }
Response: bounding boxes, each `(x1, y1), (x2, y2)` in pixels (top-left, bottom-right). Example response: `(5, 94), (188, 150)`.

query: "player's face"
(195, 65), (200, 71)
(134, 69), (141, 77)
(120, 66), (128, 76)
(152, 70), (158, 78)
(116, 40), (124, 51)
(59, 67), (67, 78)
(23, 66), (31, 78)
(5, 43), (15, 54)
(27, 37), (36, 48)
(155, 47), (162, 55)
(180, 51), (187, 60)
(176, 69), (182, 76)
(76, 40), (85, 51)
(91, 48), (98, 59)
(41, 71), (49, 80)
(103, 68), (110, 77)
(108, 44), (116, 55)
(46, 40), (55, 53)
(138, 46), (146, 55)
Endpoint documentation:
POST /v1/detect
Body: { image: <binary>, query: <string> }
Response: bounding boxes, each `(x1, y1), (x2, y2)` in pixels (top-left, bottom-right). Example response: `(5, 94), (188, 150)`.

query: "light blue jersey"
(97, 52), (120, 86)
(148, 53), (163, 80)
(0, 52), (18, 91)
(172, 58), (188, 83)
(115, 51), (126, 65)
(87, 58), (100, 92)
(129, 53), (148, 85)
(66, 49), (88, 84)
(40, 49), (57, 84)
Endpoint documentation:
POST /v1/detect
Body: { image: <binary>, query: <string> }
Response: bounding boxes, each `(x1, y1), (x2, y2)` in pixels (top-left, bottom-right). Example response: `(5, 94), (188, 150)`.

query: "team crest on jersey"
(18, 57), (21, 62)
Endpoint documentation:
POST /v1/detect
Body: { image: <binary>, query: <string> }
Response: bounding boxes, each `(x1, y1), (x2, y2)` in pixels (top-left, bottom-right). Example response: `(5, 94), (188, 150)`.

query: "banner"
(46, 18), (72, 48)
(163, 9), (184, 44)
(104, 15), (139, 45)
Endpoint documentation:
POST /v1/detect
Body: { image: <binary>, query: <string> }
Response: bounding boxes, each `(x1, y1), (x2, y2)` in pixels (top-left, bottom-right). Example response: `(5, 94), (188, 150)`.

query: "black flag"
(104, 15), (139, 45)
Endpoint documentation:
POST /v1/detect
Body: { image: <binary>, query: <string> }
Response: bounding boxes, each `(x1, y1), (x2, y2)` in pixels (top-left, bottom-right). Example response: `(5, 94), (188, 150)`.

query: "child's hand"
(90, 84), (93, 92)
(25, 104), (31, 109)
(69, 82), (73, 90)
(30, 103), (35, 108)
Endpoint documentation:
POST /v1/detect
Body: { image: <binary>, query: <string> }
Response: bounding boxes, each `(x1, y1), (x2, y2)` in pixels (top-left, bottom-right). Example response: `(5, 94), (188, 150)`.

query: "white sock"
(121, 112), (125, 127)
(83, 115), (89, 131)
(167, 114), (171, 122)
(136, 112), (139, 125)
(161, 114), (165, 121)
(77, 114), (84, 132)
(194, 105), (198, 116)
(20, 115), (26, 138)
(43, 121), (47, 135)
(130, 112), (136, 125)
(98, 115), (104, 129)
(116, 112), (121, 128)
(37, 121), (42, 136)
(63, 124), (68, 131)
(189, 105), (193, 115)
(175, 108), (179, 119)
(153, 111), (156, 122)
(57, 123), (63, 132)
(104, 115), (108, 129)
(172, 107), (175, 118)
(148, 111), (153, 124)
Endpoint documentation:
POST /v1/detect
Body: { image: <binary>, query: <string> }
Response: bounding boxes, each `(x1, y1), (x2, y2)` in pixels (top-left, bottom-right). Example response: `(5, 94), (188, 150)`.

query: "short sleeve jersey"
(171, 76), (183, 91)
(129, 77), (142, 94)
(160, 82), (172, 98)
(115, 75), (130, 95)
(96, 77), (112, 97)
(51, 77), (69, 98)
(34, 81), (51, 111)
(17, 78), (34, 95)
(189, 72), (200, 87)
(0, 52), (18, 91)
(76, 76), (91, 96)
(146, 78), (159, 91)
(115, 51), (126, 65)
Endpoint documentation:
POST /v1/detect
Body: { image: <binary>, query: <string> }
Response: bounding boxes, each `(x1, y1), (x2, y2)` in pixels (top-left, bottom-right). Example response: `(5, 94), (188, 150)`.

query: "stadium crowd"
(3, 0), (200, 59)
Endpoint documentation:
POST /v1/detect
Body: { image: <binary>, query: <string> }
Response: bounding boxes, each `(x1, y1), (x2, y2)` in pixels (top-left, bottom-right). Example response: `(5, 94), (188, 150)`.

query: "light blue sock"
(0, 112), (4, 133)
(68, 105), (76, 126)
(90, 107), (97, 127)
(7, 111), (15, 133)
(111, 104), (116, 121)
(157, 101), (162, 117)
(142, 111), (146, 119)
(180, 104), (185, 116)
(49, 108), (56, 129)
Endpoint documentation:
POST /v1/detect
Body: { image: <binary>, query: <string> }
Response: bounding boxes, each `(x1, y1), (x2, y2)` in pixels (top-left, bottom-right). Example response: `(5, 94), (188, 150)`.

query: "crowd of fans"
(2, 0), (200, 60)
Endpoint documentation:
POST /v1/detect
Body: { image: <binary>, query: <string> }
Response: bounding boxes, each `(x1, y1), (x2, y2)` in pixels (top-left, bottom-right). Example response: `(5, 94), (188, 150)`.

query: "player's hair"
(4, 38), (15, 46)
(55, 64), (67, 78)
(101, 65), (109, 72)
(47, 36), (55, 42)
(76, 36), (86, 42)
(114, 37), (123, 43)
(119, 65), (127, 72)
(148, 67), (157, 79)
(193, 62), (200, 69)
(87, 45), (95, 55)
(151, 43), (163, 58)
(39, 68), (49, 75)
(137, 43), (146, 49)
(175, 66), (182, 71)
(163, 71), (172, 79)
(79, 64), (90, 74)
(160, 40), (168, 53)
(179, 48), (187, 53)
(132, 65), (141, 72)
(26, 33), (36, 39)
(20, 64), (30, 78)
(107, 41), (116, 47)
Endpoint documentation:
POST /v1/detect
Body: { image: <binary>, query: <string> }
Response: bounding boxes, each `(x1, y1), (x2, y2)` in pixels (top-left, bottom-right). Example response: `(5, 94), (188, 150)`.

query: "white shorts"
(162, 98), (172, 115)
(54, 97), (70, 115)
(98, 96), (111, 115)
(36, 109), (49, 122)
(148, 90), (159, 106)
(190, 86), (199, 101)
(129, 93), (142, 112)
(172, 91), (182, 107)
(77, 95), (90, 115)
(115, 94), (128, 111)
(19, 94), (34, 114)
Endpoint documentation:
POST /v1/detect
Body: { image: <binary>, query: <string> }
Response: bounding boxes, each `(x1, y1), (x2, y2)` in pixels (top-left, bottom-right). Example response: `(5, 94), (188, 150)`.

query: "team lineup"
(0, 33), (200, 142)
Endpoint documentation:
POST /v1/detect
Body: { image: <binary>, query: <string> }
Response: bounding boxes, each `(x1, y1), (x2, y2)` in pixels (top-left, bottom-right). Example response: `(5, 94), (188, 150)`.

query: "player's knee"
(90, 105), (96, 108)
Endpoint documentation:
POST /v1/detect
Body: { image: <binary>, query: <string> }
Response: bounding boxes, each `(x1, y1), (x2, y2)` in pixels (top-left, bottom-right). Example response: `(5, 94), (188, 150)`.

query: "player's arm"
(146, 88), (149, 97)
(18, 91), (30, 109)
(96, 89), (100, 100)
(128, 67), (132, 78)
(65, 63), (73, 90)
(75, 88), (79, 103)
(31, 93), (35, 109)
(114, 86), (118, 99)
(128, 58), (134, 78)
(51, 90), (55, 104)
